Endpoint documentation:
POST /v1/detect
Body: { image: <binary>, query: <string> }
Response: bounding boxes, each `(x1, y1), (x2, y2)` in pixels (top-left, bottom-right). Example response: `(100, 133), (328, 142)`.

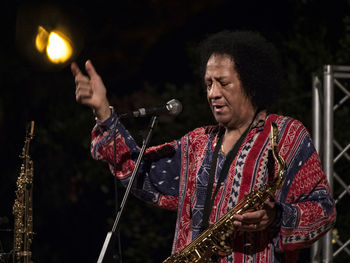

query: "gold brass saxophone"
(13, 121), (35, 263)
(163, 122), (286, 263)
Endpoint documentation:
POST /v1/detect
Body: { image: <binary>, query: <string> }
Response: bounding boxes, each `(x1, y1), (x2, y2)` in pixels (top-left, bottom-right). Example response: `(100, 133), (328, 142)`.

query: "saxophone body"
(163, 122), (286, 263)
(13, 121), (35, 263)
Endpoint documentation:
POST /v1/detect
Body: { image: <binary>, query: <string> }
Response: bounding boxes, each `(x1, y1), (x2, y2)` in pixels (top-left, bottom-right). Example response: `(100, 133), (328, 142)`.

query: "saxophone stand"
(97, 116), (158, 263)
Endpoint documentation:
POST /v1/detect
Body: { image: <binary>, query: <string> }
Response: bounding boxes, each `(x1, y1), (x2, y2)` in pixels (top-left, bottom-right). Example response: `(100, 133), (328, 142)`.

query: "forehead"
(205, 54), (236, 78)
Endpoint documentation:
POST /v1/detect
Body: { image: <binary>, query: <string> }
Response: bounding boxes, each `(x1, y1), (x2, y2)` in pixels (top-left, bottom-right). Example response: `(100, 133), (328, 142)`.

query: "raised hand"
(71, 60), (111, 122)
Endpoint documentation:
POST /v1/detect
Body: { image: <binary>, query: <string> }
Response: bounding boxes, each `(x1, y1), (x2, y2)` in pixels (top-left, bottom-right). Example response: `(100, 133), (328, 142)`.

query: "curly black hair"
(198, 30), (283, 110)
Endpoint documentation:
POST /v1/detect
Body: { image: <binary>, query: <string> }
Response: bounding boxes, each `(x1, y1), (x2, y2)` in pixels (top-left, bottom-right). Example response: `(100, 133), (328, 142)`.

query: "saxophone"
(13, 121), (35, 263)
(163, 122), (286, 263)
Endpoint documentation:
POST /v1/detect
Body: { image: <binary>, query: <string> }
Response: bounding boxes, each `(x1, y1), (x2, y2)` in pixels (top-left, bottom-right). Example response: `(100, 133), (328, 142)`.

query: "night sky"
(1, 1), (349, 262)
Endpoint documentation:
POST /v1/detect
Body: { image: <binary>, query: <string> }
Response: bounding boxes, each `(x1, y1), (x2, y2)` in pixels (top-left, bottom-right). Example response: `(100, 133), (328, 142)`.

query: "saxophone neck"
(270, 122), (286, 188)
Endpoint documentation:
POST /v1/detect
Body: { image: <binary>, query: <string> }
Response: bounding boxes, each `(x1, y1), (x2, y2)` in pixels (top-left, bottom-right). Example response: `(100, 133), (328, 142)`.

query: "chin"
(214, 117), (230, 127)
(212, 111), (230, 124)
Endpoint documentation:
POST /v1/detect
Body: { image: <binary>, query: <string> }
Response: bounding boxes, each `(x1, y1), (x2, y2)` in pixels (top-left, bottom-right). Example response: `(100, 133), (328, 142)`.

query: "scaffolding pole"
(311, 65), (350, 263)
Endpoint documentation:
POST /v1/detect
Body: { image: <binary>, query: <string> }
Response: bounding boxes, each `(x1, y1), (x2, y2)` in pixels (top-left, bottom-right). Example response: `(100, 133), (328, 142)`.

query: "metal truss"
(311, 65), (350, 263)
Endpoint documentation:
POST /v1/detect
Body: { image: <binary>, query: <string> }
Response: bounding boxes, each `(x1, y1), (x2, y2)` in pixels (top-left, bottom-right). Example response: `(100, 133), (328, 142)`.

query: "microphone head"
(166, 99), (183, 116)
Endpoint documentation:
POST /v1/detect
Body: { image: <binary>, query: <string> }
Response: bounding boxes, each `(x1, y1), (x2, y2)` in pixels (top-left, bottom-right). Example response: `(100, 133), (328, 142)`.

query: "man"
(72, 30), (336, 262)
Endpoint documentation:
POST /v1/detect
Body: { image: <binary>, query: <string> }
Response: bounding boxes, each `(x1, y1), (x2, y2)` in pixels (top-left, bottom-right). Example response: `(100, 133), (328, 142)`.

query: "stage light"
(46, 31), (73, 63)
(16, 3), (84, 69)
(35, 26), (48, 53)
(35, 26), (73, 64)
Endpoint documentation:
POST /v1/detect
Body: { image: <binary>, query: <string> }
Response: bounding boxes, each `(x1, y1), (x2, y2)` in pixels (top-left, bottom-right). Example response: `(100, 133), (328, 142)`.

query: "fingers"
(241, 210), (265, 223)
(76, 86), (93, 99)
(74, 74), (92, 101)
(72, 62), (90, 90)
(232, 211), (266, 232)
(71, 60), (98, 80)
(72, 60), (108, 112)
(72, 61), (93, 102)
(263, 200), (275, 209)
(236, 222), (260, 232)
(71, 62), (81, 77)
(85, 60), (99, 79)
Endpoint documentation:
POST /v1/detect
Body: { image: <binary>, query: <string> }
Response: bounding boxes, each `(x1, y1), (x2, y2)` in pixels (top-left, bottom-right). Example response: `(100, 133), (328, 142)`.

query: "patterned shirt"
(91, 112), (336, 263)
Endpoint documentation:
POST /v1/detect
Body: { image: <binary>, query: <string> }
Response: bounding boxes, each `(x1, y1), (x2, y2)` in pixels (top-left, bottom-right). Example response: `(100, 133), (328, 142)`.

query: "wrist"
(94, 103), (113, 122)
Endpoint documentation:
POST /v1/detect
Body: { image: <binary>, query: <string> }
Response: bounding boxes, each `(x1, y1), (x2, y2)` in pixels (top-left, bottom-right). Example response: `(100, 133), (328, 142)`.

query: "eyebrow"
(205, 76), (228, 82)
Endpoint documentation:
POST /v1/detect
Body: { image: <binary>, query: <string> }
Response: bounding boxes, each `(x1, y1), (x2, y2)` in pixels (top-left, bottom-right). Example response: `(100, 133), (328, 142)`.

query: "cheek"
(222, 92), (235, 104)
(206, 93), (211, 104)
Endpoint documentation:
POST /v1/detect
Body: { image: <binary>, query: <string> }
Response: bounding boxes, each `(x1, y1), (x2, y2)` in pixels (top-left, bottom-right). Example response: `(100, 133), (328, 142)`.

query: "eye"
(205, 81), (212, 91)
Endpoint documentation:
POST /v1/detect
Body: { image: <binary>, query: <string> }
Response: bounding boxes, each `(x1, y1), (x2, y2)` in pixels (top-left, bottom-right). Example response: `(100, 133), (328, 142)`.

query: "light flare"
(46, 31), (72, 63)
(35, 26), (73, 64)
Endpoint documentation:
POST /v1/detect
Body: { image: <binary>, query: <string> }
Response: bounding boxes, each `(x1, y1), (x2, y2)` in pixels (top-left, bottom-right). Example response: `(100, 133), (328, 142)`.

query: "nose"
(207, 82), (222, 100)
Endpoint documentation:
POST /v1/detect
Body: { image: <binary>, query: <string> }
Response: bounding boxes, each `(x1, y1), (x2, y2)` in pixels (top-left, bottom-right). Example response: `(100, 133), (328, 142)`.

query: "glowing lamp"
(35, 26), (73, 64)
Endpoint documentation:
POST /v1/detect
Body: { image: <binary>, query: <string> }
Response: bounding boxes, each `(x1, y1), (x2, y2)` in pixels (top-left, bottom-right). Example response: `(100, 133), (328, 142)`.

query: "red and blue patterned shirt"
(91, 111), (336, 263)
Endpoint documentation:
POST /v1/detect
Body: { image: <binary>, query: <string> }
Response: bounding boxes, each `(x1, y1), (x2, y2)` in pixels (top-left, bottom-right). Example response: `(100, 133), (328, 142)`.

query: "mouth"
(212, 104), (226, 113)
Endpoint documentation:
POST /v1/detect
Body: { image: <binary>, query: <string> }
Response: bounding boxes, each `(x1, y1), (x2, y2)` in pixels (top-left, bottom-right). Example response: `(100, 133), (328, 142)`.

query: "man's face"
(205, 54), (255, 130)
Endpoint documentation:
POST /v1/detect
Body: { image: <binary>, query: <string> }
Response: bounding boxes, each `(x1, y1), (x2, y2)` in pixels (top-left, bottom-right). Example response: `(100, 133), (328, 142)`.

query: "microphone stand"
(97, 116), (159, 263)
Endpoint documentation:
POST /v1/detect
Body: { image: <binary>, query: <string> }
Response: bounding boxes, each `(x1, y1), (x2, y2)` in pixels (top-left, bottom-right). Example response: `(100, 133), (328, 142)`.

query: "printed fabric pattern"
(91, 113), (336, 263)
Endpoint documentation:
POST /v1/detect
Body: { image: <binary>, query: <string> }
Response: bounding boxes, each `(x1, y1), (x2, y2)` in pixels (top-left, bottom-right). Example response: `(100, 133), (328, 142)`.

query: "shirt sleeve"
(274, 118), (336, 252)
(90, 113), (182, 211)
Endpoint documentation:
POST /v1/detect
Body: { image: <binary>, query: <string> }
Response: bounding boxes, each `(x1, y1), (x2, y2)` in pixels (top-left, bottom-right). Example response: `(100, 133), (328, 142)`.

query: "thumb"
(85, 60), (98, 78)
(263, 200), (275, 209)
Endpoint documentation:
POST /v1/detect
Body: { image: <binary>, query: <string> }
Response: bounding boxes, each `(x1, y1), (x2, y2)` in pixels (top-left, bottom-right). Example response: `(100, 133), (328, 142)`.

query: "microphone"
(119, 99), (182, 118)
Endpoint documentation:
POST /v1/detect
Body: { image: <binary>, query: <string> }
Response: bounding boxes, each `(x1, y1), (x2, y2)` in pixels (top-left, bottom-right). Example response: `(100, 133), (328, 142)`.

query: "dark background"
(1, 0), (350, 262)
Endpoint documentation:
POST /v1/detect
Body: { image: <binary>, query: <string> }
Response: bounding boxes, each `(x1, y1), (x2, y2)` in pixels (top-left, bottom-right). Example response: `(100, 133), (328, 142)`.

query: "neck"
(220, 109), (258, 155)
(225, 109), (257, 136)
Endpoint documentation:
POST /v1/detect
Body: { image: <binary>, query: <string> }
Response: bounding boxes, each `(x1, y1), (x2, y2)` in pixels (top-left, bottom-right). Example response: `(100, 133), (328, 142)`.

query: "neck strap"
(200, 111), (259, 232)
